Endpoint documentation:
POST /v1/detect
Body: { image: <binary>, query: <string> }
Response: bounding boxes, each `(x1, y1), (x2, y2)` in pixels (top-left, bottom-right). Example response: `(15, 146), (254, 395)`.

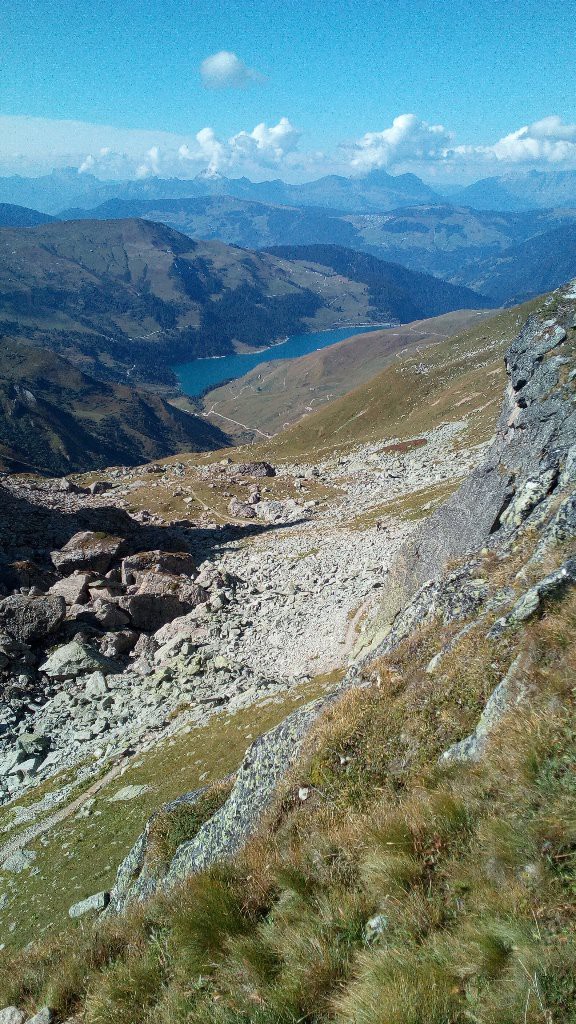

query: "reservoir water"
(174, 324), (390, 399)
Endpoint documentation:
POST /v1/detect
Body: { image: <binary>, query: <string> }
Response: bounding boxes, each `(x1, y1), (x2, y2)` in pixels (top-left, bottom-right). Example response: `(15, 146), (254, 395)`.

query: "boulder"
(235, 461), (275, 477)
(39, 640), (121, 679)
(121, 550), (196, 585)
(17, 732), (50, 758)
(229, 498), (256, 519)
(0, 1009), (25, 1024)
(0, 594), (65, 643)
(68, 891), (110, 918)
(50, 532), (124, 574)
(99, 630), (138, 658)
(119, 573), (207, 632)
(49, 572), (93, 607)
(24, 1010), (54, 1024)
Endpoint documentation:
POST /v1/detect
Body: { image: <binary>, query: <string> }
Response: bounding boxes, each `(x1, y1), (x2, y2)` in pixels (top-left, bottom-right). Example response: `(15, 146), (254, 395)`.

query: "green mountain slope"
(201, 309), (497, 442)
(0, 219), (489, 387)
(0, 336), (228, 474)
(451, 222), (576, 304)
(264, 244), (491, 322)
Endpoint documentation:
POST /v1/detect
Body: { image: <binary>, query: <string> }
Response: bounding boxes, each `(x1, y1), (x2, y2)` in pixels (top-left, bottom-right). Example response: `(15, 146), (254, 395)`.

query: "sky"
(1, 0), (575, 183)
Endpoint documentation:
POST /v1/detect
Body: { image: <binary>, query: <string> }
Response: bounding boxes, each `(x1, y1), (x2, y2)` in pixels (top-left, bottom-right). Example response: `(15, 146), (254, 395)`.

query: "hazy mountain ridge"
(451, 221), (576, 303)
(0, 218), (487, 391)
(56, 195), (576, 298)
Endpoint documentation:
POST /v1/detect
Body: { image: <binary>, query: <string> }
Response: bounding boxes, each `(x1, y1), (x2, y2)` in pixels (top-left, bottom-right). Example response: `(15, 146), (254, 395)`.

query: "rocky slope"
(0, 282), (575, 1023)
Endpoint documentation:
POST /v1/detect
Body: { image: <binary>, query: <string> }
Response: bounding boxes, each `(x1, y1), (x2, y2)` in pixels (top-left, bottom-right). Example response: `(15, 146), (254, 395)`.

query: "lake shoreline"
(174, 322), (397, 401)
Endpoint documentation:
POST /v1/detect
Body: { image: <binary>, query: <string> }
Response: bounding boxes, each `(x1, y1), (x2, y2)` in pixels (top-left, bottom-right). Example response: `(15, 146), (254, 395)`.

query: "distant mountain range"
(0, 218), (485, 384)
(56, 195), (576, 285)
(0, 203), (54, 227)
(451, 223), (576, 304)
(2, 165), (576, 217)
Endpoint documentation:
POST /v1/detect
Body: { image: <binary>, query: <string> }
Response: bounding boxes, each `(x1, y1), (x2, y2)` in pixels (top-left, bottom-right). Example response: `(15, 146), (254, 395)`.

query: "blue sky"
(1, 0), (575, 182)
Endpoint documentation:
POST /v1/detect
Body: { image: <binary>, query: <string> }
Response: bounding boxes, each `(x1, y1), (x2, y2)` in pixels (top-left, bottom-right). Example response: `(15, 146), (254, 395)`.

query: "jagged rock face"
(364, 282), (576, 655)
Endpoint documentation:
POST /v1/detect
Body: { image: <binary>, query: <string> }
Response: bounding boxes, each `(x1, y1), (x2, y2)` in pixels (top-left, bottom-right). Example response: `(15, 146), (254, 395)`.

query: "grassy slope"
(200, 310), (497, 442)
(247, 298), (541, 463)
(2, 544), (575, 1023)
(0, 674), (340, 952)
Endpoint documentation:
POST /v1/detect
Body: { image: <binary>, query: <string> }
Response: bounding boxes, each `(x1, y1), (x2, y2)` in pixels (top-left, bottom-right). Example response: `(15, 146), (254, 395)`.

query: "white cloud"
(2, 111), (576, 185)
(454, 115), (576, 166)
(345, 114), (453, 172)
(229, 118), (301, 166)
(200, 50), (264, 89)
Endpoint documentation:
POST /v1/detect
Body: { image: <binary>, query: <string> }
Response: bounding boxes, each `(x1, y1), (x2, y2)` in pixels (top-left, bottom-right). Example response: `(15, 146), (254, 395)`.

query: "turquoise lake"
(174, 325), (390, 399)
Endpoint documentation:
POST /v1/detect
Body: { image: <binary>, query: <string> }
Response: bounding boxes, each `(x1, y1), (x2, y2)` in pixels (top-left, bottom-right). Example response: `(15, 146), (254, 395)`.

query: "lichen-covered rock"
(119, 573), (208, 631)
(235, 461), (276, 477)
(48, 572), (94, 607)
(50, 532), (125, 573)
(441, 656), (525, 763)
(39, 640), (121, 678)
(121, 550), (196, 586)
(164, 699), (328, 889)
(68, 891), (110, 918)
(489, 557), (576, 637)
(0, 1008), (25, 1024)
(0, 594), (65, 643)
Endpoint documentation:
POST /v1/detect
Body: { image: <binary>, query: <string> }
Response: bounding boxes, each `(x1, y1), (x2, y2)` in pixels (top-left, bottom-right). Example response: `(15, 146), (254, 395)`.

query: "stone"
(50, 532), (124, 574)
(0, 595), (65, 643)
(365, 913), (389, 942)
(235, 461), (276, 477)
(89, 481), (112, 495)
(24, 1009), (54, 1024)
(68, 891), (110, 918)
(48, 573), (93, 607)
(229, 498), (256, 519)
(0, 1009), (25, 1024)
(108, 785), (150, 802)
(442, 656), (525, 763)
(119, 574), (207, 632)
(39, 640), (120, 679)
(153, 611), (207, 646)
(17, 732), (50, 758)
(2, 849), (36, 873)
(121, 550), (196, 585)
(99, 630), (138, 658)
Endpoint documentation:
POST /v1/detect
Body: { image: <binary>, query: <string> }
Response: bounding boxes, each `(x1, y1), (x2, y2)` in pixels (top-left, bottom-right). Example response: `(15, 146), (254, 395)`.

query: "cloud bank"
(2, 112), (576, 183)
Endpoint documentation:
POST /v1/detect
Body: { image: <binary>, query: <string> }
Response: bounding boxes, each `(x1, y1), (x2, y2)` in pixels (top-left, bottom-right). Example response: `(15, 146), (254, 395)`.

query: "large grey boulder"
(68, 891), (110, 918)
(119, 573), (207, 631)
(50, 532), (124, 574)
(39, 640), (120, 679)
(121, 550), (196, 585)
(0, 595), (65, 643)
(0, 1009), (25, 1024)
(48, 572), (93, 607)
